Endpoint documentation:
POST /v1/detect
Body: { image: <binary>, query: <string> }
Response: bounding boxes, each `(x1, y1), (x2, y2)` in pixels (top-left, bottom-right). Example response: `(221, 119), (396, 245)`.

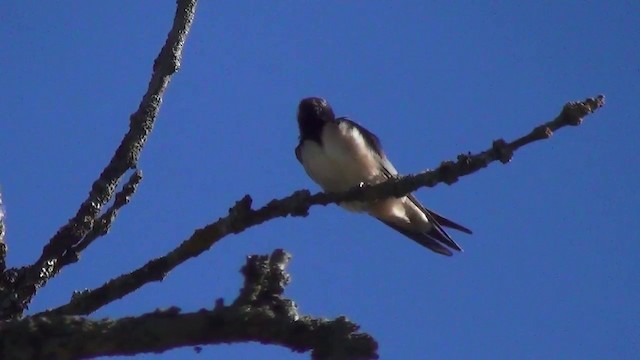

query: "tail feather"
(377, 204), (470, 256)
(378, 219), (456, 256)
(426, 208), (473, 234)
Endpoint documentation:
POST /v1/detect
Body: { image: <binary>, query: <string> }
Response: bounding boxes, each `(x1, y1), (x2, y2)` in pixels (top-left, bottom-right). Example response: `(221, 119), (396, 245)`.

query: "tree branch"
(0, 189), (5, 272)
(43, 95), (605, 317)
(8, 250), (378, 360)
(0, 190), (18, 318)
(1, 0), (198, 319)
(56, 170), (143, 270)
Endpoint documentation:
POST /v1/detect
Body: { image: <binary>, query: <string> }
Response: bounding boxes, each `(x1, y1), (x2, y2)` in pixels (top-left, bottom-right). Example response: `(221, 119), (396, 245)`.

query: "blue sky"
(1, 1), (638, 359)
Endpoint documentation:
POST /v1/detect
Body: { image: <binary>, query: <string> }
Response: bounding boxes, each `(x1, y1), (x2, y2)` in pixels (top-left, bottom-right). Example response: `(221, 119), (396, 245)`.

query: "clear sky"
(1, 1), (638, 359)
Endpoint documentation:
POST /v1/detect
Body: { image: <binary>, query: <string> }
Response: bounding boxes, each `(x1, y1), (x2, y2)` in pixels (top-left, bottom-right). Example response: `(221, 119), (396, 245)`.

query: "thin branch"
(2, 0), (198, 319)
(11, 251), (378, 360)
(0, 190), (18, 317)
(43, 95), (605, 317)
(0, 189), (6, 272)
(56, 170), (143, 269)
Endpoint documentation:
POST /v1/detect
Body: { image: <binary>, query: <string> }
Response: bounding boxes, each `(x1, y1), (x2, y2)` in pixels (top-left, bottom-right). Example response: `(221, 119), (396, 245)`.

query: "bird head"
(297, 97), (335, 140)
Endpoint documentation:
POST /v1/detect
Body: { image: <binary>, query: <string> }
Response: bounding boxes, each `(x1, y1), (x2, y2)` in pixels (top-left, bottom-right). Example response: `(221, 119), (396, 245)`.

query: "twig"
(43, 95), (605, 317)
(1, 0), (198, 319)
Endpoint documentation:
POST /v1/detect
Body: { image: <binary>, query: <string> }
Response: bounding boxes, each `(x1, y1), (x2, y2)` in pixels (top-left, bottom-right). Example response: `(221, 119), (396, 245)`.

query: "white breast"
(299, 122), (385, 194)
(298, 122), (430, 228)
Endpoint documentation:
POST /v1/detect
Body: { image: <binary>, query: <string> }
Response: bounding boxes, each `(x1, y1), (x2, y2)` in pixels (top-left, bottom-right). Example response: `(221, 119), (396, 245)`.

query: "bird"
(294, 97), (472, 256)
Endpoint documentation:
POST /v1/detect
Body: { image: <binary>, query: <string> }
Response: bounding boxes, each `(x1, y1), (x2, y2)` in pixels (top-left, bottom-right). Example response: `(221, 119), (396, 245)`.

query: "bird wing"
(337, 118), (471, 254)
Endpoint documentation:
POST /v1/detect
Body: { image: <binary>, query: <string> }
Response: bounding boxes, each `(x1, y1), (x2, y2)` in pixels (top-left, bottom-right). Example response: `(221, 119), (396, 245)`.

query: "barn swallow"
(295, 97), (472, 256)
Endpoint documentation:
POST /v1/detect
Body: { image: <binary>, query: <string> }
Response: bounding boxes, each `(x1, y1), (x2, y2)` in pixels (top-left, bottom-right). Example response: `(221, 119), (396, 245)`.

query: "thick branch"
(44, 95), (605, 317)
(3, 0), (198, 319)
(11, 251), (377, 360)
(2, 310), (376, 360)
